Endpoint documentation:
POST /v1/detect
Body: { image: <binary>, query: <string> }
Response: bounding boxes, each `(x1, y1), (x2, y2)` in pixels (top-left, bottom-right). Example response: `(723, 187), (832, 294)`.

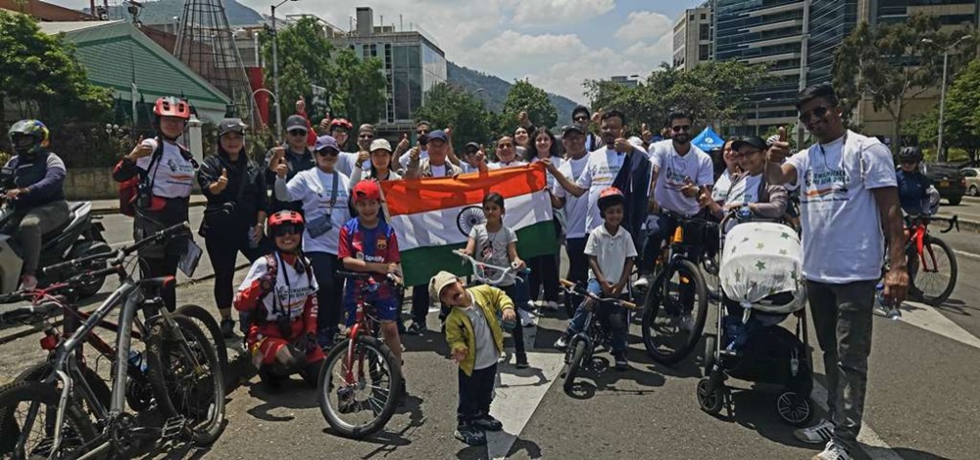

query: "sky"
(46, 0), (706, 103)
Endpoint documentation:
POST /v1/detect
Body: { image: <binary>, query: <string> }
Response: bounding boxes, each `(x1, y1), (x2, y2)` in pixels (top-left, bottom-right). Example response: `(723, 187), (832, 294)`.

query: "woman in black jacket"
(197, 118), (271, 337)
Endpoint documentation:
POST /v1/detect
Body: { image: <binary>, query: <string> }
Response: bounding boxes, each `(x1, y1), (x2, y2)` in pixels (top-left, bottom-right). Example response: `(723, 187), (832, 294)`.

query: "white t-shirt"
(137, 138), (194, 198)
(336, 152), (370, 178)
(460, 162), (480, 174)
(281, 169), (352, 254)
(786, 131), (897, 284)
(575, 146), (629, 232)
(650, 140), (714, 216)
(584, 224), (637, 283)
(430, 164), (448, 177)
(398, 148), (428, 170)
(237, 254), (318, 323)
(712, 170), (734, 202)
(726, 173), (762, 206)
(487, 160), (527, 170)
(553, 154), (590, 239)
(464, 294), (498, 370)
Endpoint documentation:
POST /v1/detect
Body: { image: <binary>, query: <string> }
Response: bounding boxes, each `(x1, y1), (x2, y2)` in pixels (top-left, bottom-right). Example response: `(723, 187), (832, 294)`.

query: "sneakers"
(812, 440), (851, 460)
(633, 274), (651, 290)
(515, 353), (529, 369)
(19, 275), (37, 291)
(540, 300), (560, 311)
(794, 419), (835, 444)
(454, 422), (487, 446)
(406, 322), (425, 335)
(554, 335), (569, 350)
(518, 309), (535, 327)
(472, 414), (503, 432)
(614, 354), (629, 371)
(220, 319), (236, 339)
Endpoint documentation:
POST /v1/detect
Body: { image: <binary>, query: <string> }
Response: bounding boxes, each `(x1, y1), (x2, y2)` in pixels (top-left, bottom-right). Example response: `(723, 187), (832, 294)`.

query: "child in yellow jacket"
(430, 271), (517, 447)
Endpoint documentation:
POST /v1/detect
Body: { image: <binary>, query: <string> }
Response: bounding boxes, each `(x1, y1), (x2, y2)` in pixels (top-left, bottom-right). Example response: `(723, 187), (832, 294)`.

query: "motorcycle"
(0, 170), (110, 298)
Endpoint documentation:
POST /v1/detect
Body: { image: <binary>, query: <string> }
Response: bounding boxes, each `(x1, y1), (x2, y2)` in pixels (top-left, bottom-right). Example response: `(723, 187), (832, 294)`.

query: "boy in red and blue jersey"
(338, 180), (406, 397)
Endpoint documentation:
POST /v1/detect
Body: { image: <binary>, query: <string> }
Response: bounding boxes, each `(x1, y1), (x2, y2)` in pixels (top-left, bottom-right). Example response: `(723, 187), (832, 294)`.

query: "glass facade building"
(350, 37), (447, 127)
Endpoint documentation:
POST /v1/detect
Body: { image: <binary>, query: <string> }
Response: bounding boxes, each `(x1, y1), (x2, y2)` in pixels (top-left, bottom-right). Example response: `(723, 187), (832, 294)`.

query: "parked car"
(924, 164), (966, 205)
(961, 167), (980, 196)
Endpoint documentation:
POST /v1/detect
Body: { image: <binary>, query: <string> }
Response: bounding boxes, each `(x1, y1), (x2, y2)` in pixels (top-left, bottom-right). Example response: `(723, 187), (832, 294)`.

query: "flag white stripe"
(391, 190), (553, 251)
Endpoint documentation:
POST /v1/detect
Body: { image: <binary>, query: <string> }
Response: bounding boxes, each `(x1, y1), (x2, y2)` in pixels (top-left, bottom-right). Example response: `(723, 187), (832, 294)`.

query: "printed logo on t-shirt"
(803, 166), (850, 202)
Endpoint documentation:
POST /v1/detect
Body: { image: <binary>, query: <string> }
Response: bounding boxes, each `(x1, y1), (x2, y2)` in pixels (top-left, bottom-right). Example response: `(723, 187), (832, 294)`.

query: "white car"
(962, 167), (980, 196)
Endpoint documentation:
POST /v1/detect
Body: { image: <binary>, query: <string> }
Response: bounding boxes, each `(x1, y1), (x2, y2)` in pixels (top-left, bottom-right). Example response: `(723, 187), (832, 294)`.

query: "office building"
(610, 75), (640, 87)
(673, 6), (713, 69)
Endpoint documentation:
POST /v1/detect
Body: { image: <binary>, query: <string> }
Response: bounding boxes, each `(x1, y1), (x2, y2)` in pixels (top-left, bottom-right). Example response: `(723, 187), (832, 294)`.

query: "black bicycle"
(0, 223), (225, 459)
(639, 212), (714, 365)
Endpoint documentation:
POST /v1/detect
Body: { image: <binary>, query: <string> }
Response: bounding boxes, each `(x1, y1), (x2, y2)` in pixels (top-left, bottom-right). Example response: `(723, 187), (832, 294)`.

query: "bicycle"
(558, 279), (638, 394)
(0, 222), (226, 459)
(317, 270), (403, 440)
(639, 212), (713, 365)
(894, 214), (959, 306)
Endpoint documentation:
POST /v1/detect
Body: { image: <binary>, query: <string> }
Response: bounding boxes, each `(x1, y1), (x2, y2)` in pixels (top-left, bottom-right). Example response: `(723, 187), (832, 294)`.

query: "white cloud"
(508, 0), (617, 25)
(615, 11), (673, 41)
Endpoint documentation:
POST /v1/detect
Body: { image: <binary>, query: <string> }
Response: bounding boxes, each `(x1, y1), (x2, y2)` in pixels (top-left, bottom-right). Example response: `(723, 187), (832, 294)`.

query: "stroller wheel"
(696, 378), (725, 415)
(703, 336), (716, 378)
(776, 391), (814, 426)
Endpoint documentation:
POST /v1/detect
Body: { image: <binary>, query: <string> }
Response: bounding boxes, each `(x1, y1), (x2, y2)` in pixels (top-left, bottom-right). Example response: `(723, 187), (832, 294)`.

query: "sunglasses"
(799, 106), (831, 123)
(671, 125), (691, 133)
(734, 149), (763, 158)
(272, 224), (302, 237)
(573, 115), (589, 122)
(359, 134), (374, 139)
(417, 129), (430, 135)
(316, 148), (339, 156)
(288, 129), (307, 137)
(901, 160), (917, 165)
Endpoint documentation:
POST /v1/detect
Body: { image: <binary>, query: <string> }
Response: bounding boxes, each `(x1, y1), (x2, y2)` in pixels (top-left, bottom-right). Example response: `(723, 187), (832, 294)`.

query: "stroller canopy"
(720, 222), (805, 314)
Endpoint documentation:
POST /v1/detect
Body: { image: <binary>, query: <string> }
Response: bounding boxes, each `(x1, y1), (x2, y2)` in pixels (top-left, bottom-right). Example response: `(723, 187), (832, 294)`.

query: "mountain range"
(88, 0), (581, 122)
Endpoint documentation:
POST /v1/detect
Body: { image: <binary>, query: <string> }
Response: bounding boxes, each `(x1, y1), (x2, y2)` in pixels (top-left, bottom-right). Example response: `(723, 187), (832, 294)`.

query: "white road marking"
(953, 249), (980, 261)
(892, 301), (980, 350)
(811, 382), (903, 460)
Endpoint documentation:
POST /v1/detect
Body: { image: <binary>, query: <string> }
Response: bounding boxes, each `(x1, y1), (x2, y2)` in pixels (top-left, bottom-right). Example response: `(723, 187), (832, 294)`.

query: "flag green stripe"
(401, 220), (558, 287)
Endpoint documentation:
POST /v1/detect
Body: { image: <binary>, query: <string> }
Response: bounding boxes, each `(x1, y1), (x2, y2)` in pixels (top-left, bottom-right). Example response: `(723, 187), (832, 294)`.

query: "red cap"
(352, 180), (382, 203)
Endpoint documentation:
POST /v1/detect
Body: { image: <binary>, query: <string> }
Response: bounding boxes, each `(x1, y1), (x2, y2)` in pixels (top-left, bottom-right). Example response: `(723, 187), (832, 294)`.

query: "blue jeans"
(641, 212), (678, 275)
(564, 279), (628, 357)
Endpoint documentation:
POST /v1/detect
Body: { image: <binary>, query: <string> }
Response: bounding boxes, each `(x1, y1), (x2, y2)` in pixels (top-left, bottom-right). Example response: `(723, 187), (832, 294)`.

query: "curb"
(936, 214), (980, 234)
(0, 262), (249, 346)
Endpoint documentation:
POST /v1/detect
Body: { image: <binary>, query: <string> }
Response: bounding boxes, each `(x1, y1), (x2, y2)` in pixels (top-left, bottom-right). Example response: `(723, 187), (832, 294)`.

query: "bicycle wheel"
(318, 335), (401, 439)
(145, 314), (226, 446)
(914, 236), (957, 306)
(8, 361), (112, 424)
(641, 259), (709, 364)
(701, 254), (720, 301)
(175, 304), (229, 368)
(0, 380), (102, 459)
(562, 340), (587, 394)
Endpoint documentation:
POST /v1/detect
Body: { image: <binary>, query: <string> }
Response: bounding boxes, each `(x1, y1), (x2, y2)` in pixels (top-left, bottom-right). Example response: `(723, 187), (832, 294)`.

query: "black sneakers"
(472, 414), (503, 431)
(220, 319), (236, 339)
(454, 422), (487, 446)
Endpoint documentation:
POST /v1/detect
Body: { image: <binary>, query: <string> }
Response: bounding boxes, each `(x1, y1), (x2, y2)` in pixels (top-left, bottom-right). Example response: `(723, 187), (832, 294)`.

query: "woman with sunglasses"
(265, 114), (316, 213)
(274, 135), (352, 348)
(700, 136), (788, 226)
(895, 146), (940, 217)
(198, 119), (272, 337)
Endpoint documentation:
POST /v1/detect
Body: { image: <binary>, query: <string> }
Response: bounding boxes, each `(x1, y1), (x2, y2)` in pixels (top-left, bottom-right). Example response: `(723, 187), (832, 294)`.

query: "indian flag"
(381, 163), (558, 287)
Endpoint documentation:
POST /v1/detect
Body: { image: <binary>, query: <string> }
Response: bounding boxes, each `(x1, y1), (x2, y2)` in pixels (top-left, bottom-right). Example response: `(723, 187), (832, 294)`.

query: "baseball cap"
(464, 142), (481, 154)
(217, 118), (247, 137)
(352, 180), (382, 203)
(370, 139), (392, 152)
(562, 125), (585, 137)
(314, 135), (339, 153)
(285, 115), (308, 132)
(731, 136), (768, 152)
(429, 271), (460, 300)
(427, 130), (449, 142)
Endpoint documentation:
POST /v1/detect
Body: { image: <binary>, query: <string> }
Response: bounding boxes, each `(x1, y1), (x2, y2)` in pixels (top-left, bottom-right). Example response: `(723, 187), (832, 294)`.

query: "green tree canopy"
(501, 80), (558, 132)
(0, 12), (112, 125)
(414, 83), (495, 152)
(908, 59), (980, 164)
(330, 49), (387, 130)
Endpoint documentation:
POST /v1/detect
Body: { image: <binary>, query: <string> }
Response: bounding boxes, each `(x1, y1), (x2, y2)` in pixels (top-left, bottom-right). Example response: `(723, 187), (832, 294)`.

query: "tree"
(501, 80), (558, 132)
(413, 83), (495, 152)
(583, 61), (769, 133)
(330, 49), (387, 130)
(833, 13), (978, 154)
(910, 59), (980, 164)
(0, 12), (112, 125)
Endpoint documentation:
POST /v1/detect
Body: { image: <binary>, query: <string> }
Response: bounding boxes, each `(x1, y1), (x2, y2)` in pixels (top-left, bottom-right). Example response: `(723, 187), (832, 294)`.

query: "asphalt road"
(1, 207), (979, 460)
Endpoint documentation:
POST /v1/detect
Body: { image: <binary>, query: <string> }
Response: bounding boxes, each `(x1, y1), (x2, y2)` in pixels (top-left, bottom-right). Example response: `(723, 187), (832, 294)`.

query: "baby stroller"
(697, 220), (814, 426)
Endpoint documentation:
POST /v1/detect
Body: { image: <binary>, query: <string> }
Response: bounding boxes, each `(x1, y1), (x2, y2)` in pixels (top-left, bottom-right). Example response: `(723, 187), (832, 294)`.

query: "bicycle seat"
(139, 276), (175, 289)
(0, 302), (58, 324)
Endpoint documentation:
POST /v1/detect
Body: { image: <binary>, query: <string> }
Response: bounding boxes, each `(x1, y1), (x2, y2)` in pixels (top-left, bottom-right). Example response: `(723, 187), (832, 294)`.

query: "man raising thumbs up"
(265, 115), (315, 212)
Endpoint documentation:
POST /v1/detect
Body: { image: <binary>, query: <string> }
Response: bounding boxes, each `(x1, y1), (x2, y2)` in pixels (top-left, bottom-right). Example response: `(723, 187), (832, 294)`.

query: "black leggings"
(528, 255), (560, 304)
(140, 253), (180, 311)
(206, 232), (268, 311)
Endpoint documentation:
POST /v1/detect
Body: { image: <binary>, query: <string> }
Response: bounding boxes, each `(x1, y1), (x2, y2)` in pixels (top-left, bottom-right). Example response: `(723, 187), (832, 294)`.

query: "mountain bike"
(558, 279), (638, 394)
(897, 214), (959, 306)
(318, 271), (403, 440)
(0, 223), (225, 459)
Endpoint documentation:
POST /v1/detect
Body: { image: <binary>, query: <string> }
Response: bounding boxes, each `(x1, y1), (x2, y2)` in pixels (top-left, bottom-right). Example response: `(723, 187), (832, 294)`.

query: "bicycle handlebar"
(453, 250), (523, 286)
(43, 222), (190, 276)
(337, 270), (401, 285)
(908, 214), (959, 234)
(558, 279), (638, 309)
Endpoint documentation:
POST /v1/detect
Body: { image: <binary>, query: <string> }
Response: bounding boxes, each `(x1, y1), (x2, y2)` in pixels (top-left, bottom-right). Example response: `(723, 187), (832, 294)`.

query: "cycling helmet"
(898, 146), (923, 163)
(153, 96), (191, 120)
(329, 118), (353, 131)
(268, 210), (304, 238)
(7, 120), (50, 157)
(597, 187), (625, 212)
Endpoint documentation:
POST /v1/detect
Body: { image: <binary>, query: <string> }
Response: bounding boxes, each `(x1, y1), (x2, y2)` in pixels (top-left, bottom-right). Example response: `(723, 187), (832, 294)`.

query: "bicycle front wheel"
(175, 304), (229, 368)
(0, 380), (102, 459)
(318, 335), (402, 439)
(145, 314), (226, 446)
(641, 259), (709, 365)
(914, 236), (957, 306)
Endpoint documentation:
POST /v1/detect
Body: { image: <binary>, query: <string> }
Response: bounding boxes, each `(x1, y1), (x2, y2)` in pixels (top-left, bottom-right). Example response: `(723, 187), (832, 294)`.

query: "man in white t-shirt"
(636, 112), (714, 286)
(551, 125), (593, 293)
(766, 83), (907, 460)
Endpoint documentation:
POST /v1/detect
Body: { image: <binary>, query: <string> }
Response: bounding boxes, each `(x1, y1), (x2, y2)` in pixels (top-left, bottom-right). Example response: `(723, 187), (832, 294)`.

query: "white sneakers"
(794, 419), (835, 444)
(812, 440), (851, 460)
(633, 275), (651, 290)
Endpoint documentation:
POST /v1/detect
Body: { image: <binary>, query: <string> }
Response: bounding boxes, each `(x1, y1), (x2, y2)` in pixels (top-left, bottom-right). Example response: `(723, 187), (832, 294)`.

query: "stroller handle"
(559, 279), (638, 309)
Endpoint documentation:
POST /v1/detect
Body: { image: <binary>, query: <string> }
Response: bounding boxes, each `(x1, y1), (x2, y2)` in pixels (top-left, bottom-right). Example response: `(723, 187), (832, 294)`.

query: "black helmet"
(7, 120), (50, 158)
(217, 118), (247, 137)
(898, 146), (922, 162)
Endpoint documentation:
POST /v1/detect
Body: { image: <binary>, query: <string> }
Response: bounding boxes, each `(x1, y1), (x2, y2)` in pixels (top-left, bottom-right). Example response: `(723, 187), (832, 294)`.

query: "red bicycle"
(897, 214), (959, 306)
(316, 271), (403, 439)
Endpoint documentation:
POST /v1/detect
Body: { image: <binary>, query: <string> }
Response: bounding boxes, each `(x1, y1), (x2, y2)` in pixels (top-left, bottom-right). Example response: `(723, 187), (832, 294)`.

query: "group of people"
(2, 81), (930, 460)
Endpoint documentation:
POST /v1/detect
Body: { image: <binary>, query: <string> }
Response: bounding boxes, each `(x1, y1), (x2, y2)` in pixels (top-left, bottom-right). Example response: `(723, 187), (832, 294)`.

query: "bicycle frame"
(906, 215), (958, 274)
(453, 250), (521, 286)
(339, 272), (397, 387)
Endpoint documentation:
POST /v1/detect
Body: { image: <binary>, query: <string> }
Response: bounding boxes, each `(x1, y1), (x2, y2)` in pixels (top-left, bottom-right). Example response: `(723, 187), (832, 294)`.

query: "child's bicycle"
(558, 279), (638, 394)
(452, 249), (523, 286)
(317, 271), (403, 440)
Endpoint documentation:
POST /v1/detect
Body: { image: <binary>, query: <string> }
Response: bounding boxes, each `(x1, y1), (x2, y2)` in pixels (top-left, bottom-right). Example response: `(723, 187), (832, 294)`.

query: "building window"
(700, 24), (710, 40)
(699, 44), (710, 61)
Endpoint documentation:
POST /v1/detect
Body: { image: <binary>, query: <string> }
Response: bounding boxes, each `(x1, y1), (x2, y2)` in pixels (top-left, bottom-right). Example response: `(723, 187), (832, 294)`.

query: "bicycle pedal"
(160, 416), (187, 441)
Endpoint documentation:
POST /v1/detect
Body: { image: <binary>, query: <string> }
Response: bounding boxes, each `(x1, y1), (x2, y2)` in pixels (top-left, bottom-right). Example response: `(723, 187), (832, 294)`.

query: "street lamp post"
(754, 97), (772, 136)
(922, 35), (972, 161)
(270, 0), (298, 138)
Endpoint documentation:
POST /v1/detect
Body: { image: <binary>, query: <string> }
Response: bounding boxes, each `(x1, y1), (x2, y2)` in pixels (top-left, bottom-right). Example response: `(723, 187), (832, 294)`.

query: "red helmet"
(597, 187), (625, 211)
(268, 210), (304, 237)
(153, 96), (191, 120)
(352, 180), (382, 203)
(330, 118), (353, 131)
